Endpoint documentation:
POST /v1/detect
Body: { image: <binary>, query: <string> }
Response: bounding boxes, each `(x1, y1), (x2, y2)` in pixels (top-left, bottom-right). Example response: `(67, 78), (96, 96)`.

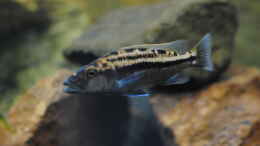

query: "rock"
(151, 66), (260, 146)
(2, 66), (260, 146)
(64, 0), (238, 84)
(0, 70), (174, 146)
(27, 93), (173, 146)
(0, 70), (69, 146)
(241, 121), (260, 146)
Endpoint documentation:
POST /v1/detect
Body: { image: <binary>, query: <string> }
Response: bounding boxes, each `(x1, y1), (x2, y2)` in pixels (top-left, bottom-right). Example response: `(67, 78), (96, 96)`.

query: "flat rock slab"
(64, 0), (238, 83)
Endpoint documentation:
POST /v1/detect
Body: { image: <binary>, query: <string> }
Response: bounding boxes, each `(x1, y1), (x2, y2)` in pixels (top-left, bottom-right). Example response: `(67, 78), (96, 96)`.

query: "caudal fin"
(193, 33), (214, 72)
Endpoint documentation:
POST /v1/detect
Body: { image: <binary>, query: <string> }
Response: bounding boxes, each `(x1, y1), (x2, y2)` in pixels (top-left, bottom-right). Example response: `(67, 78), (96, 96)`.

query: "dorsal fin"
(120, 40), (192, 54)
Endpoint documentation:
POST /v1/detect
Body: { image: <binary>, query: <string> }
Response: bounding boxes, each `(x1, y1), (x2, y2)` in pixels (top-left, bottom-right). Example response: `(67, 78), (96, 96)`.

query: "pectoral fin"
(116, 71), (145, 88)
(161, 74), (190, 86)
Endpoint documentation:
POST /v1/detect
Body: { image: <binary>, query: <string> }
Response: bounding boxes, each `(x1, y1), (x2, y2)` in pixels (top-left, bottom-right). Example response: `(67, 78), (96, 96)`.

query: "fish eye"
(87, 68), (98, 77)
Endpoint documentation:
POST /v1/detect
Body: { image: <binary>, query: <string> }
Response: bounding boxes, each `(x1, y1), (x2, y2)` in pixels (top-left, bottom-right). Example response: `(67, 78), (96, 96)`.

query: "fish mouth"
(63, 79), (83, 94)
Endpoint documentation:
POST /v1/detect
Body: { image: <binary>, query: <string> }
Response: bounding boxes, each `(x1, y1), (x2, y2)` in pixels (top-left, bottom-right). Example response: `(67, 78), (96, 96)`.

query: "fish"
(63, 33), (214, 97)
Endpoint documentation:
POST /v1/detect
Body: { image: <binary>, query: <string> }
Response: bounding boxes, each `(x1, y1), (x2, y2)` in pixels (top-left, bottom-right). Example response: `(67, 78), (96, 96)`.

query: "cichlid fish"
(63, 33), (213, 96)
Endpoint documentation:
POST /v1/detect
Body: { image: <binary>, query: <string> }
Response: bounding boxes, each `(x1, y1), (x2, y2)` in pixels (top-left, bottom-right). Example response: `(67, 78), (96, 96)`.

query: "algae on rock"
(0, 0), (89, 113)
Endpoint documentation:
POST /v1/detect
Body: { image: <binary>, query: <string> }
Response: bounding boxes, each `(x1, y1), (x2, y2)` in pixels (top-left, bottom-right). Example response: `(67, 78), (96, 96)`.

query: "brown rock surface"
(151, 67), (260, 146)
(0, 70), (70, 146)
(241, 122), (260, 146)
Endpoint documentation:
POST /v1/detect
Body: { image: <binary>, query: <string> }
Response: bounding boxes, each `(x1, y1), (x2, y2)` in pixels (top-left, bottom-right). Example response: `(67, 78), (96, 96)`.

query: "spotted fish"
(63, 33), (213, 96)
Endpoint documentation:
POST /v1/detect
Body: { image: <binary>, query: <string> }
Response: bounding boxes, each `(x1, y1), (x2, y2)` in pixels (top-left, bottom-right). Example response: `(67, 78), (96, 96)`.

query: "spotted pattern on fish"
(124, 48), (136, 53)
(110, 51), (119, 55)
(138, 48), (147, 52)
(85, 47), (197, 73)
(157, 49), (166, 54)
(115, 55), (197, 72)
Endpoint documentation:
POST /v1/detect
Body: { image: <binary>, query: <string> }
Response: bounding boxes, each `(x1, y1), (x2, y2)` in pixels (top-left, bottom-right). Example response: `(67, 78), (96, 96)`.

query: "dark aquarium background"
(0, 0), (259, 146)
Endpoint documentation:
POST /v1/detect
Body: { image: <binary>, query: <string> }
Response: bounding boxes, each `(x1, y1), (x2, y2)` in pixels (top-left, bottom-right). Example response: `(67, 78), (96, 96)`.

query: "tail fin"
(193, 33), (214, 72)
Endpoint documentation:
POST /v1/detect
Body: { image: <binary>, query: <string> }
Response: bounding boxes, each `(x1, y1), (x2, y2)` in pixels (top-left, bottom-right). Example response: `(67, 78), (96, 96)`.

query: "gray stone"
(64, 0), (238, 85)
(27, 93), (176, 146)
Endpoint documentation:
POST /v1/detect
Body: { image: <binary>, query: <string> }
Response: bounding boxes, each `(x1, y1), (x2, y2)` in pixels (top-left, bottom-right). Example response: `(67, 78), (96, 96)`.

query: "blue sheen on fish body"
(124, 93), (151, 98)
(116, 71), (144, 88)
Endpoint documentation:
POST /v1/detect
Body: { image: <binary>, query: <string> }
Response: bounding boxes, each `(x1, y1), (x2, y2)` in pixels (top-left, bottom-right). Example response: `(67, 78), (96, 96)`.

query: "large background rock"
(64, 0), (238, 84)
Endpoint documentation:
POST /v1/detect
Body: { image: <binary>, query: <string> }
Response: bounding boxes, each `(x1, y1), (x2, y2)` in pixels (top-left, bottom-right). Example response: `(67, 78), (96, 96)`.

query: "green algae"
(232, 0), (260, 67)
(0, 114), (14, 133)
(0, 0), (90, 114)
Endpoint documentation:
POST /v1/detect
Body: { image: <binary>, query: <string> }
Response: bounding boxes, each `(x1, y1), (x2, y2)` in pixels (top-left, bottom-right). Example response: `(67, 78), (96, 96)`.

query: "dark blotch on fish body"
(138, 48), (147, 51)
(125, 48), (136, 53)
(173, 51), (178, 56)
(107, 53), (158, 62)
(157, 49), (166, 54)
(102, 63), (108, 67)
(110, 51), (119, 55)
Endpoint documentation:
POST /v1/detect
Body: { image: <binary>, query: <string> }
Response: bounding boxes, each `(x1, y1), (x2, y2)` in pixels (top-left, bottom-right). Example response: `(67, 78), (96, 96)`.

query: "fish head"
(63, 65), (113, 94)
